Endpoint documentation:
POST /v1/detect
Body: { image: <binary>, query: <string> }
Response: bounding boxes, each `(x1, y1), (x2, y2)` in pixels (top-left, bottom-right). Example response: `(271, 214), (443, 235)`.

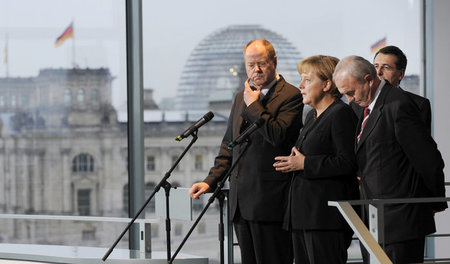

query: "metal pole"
(126, 0), (144, 251)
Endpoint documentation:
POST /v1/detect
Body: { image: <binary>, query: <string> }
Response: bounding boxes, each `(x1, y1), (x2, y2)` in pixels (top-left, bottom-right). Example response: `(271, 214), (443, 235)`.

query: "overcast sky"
(0, 0), (420, 108)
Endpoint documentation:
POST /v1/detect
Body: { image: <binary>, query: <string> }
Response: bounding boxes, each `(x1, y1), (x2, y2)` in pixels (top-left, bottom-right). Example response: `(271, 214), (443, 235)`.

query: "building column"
(61, 148), (72, 213)
(0, 139), (6, 212)
(32, 150), (44, 212)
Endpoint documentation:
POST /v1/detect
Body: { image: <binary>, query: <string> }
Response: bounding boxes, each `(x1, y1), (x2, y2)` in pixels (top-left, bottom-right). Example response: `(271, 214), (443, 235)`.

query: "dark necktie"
(357, 107), (370, 142)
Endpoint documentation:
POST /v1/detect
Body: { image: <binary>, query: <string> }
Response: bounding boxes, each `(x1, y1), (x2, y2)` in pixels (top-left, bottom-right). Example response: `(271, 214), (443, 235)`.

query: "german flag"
(55, 23), (73, 47)
(370, 37), (386, 53)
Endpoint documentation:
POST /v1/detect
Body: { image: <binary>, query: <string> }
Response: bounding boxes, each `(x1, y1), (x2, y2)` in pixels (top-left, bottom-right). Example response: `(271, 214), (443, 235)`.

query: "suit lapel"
(234, 97), (246, 138)
(261, 77), (283, 106)
(356, 107), (381, 151)
(356, 83), (390, 153)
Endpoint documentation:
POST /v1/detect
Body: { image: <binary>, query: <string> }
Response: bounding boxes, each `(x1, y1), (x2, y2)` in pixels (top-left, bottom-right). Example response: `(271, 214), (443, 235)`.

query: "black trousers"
(361, 237), (425, 264)
(233, 210), (292, 264)
(292, 229), (353, 264)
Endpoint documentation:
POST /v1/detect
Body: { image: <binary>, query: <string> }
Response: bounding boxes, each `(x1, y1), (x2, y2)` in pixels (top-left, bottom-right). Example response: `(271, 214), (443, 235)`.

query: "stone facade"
(0, 68), (227, 256)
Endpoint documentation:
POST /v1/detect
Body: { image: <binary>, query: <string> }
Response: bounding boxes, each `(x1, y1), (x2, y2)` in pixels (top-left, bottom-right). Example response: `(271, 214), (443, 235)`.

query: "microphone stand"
(216, 188), (228, 264)
(102, 131), (199, 262)
(169, 140), (250, 264)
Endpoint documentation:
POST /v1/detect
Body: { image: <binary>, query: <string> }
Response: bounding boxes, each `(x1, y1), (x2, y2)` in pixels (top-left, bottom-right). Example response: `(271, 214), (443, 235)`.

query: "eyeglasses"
(246, 61), (272, 69)
(374, 64), (395, 71)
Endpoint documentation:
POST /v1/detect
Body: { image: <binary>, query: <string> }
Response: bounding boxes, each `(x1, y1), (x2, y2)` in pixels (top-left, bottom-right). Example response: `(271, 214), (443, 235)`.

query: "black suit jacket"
(285, 100), (359, 230)
(204, 76), (303, 222)
(401, 88), (432, 134)
(356, 82), (446, 244)
(351, 86), (431, 133)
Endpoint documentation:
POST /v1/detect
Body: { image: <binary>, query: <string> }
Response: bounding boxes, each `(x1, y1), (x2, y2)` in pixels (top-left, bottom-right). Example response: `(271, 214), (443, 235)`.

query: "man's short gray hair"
(333, 55), (377, 84)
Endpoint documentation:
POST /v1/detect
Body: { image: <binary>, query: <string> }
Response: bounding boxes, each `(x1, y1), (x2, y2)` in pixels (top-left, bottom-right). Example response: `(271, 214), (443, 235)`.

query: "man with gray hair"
(333, 56), (446, 263)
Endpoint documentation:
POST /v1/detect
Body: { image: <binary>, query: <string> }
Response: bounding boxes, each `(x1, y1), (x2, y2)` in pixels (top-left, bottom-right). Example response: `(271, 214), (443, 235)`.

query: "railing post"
(138, 222), (152, 257)
(368, 204), (385, 263)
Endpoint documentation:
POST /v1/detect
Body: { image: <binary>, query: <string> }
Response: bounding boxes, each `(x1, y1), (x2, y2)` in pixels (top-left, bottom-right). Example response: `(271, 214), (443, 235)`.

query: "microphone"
(175, 111), (214, 141)
(227, 118), (264, 149)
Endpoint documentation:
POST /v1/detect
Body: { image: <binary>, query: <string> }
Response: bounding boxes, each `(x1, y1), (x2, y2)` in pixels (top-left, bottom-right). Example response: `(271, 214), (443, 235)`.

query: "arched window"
(72, 153), (95, 173)
(77, 89), (85, 103)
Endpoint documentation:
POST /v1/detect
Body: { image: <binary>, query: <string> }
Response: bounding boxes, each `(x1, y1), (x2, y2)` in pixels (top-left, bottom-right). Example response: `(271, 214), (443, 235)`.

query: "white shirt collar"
(260, 73), (279, 96)
(367, 79), (385, 111)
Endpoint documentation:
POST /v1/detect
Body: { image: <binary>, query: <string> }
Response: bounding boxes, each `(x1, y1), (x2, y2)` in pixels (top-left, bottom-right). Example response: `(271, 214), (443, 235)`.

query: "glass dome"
(175, 25), (302, 111)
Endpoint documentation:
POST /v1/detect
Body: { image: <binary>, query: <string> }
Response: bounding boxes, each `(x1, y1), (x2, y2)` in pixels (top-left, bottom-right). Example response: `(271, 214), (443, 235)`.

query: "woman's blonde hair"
(297, 55), (341, 99)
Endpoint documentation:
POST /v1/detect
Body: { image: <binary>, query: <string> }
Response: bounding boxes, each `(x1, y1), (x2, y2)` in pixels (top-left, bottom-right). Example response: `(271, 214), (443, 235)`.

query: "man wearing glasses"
(373, 45), (431, 132)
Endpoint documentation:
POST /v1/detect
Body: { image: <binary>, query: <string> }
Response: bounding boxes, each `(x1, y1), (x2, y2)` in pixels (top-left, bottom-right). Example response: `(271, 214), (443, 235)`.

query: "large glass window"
(0, 0), (425, 261)
(0, 0), (127, 250)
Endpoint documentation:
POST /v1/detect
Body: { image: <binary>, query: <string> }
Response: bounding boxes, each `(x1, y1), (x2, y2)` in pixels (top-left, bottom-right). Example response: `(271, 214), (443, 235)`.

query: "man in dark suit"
(333, 56), (446, 264)
(374, 46), (447, 214)
(189, 39), (303, 264)
(374, 45), (431, 133)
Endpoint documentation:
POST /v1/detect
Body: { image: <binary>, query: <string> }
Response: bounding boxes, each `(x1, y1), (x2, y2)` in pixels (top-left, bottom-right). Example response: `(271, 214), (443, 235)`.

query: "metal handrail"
(0, 214), (158, 223)
(329, 196), (450, 264)
(0, 214), (158, 258)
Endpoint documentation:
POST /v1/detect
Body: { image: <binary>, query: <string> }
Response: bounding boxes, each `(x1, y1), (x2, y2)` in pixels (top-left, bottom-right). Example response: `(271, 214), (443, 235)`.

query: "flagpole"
(4, 33), (9, 77)
(72, 20), (76, 68)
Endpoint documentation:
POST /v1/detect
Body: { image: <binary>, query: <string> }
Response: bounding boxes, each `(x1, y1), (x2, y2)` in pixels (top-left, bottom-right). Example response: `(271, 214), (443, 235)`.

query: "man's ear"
(364, 73), (373, 85)
(399, 69), (405, 82)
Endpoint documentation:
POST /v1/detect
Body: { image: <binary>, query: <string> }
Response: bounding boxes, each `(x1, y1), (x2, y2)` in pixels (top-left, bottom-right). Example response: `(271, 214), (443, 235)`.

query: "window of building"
(22, 95), (29, 107)
(82, 224), (96, 240)
(146, 156), (155, 171)
(77, 189), (91, 216)
(145, 182), (156, 213)
(64, 89), (72, 103)
(72, 153), (95, 173)
(11, 95), (16, 107)
(194, 155), (203, 170)
(91, 89), (99, 101)
(0, 95), (4, 107)
(77, 89), (85, 103)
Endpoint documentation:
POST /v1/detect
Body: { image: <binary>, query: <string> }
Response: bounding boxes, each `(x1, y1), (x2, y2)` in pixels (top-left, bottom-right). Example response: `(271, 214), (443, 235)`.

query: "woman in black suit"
(274, 55), (359, 264)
